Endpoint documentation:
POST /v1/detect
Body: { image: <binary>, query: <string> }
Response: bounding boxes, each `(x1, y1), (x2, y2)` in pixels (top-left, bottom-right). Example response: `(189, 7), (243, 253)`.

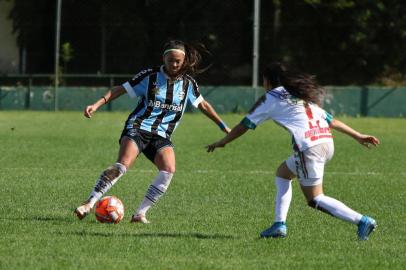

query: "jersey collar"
(160, 65), (184, 82)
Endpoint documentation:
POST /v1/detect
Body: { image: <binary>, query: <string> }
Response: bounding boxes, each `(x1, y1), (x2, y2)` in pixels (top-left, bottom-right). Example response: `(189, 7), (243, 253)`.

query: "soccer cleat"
(74, 203), (92, 220)
(357, 215), (377, 240)
(260, 222), (287, 238)
(130, 214), (150, 224)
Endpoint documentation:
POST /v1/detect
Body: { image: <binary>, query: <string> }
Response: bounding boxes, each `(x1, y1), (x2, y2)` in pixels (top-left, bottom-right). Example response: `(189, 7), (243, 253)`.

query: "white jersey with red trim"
(242, 86), (333, 151)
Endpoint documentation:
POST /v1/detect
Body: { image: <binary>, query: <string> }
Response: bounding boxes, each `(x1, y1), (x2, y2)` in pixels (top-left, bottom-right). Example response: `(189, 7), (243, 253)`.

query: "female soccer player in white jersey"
(206, 62), (379, 240)
(75, 40), (230, 223)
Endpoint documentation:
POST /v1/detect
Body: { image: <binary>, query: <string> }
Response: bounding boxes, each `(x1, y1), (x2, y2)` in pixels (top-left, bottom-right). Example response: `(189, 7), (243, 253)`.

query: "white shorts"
(285, 142), (334, 186)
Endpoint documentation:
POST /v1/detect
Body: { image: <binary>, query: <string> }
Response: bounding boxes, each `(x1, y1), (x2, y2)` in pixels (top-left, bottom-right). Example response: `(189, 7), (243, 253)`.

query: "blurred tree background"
(4, 0), (406, 85)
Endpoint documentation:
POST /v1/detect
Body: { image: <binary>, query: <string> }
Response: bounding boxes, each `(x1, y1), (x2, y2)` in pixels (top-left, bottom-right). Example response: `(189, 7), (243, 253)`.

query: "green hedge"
(0, 85), (405, 117)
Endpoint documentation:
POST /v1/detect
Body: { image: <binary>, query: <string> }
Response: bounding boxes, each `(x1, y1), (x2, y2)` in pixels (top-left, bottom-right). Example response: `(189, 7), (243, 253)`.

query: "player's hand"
(84, 104), (98, 118)
(357, 134), (380, 148)
(206, 141), (226, 152)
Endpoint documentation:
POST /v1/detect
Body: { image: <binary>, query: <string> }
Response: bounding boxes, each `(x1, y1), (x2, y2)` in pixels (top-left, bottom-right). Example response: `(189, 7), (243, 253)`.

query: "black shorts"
(119, 128), (174, 162)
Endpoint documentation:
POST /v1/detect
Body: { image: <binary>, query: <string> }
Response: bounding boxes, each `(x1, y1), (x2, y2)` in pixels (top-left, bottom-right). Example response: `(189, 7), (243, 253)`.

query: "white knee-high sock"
(87, 163), (127, 207)
(136, 171), (173, 216)
(312, 194), (363, 224)
(274, 177), (293, 223)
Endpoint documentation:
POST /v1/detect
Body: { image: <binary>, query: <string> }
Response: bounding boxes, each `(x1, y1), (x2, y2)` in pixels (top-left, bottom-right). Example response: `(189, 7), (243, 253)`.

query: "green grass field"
(0, 111), (405, 269)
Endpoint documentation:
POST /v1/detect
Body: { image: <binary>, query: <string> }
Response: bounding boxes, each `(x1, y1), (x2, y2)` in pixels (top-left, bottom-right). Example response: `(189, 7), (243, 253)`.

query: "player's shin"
(135, 170), (173, 216)
(86, 163), (127, 208)
(308, 194), (363, 224)
(274, 177), (293, 222)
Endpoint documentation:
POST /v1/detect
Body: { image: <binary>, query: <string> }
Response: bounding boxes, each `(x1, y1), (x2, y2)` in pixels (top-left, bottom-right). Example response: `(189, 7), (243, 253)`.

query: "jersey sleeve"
(186, 76), (204, 108)
(241, 94), (274, 129)
(122, 69), (153, 98)
(322, 109), (334, 125)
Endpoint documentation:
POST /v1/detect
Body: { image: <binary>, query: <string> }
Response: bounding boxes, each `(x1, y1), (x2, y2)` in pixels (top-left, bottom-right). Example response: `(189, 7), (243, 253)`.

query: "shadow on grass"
(57, 230), (236, 240)
(3, 215), (74, 223)
(7, 214), (238, 240)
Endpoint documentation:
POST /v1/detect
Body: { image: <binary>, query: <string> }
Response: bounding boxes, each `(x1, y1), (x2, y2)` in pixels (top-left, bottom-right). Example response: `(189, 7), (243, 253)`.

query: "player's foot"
(357, 215), (377, 240)
(74, 203), (92, 220)
(130, 214), (150, 224)
(260, 221), (287, 238)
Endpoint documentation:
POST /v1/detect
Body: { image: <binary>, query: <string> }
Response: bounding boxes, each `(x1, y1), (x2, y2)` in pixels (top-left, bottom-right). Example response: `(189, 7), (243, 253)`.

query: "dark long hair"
(163, 40), (211, 76)
(264, 62), (325, 106)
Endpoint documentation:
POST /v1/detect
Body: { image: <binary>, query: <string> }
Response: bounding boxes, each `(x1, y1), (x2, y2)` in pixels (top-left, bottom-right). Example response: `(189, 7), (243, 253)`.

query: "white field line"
(2, 167), (404, 176)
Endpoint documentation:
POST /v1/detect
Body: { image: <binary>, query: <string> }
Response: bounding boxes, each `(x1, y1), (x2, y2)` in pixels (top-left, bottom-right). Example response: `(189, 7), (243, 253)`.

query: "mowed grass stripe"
(2, 167), (405, 176)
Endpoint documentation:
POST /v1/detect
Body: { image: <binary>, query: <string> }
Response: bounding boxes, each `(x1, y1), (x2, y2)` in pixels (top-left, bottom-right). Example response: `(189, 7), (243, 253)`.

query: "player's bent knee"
(307, 194), (324, 209)
(276, 162), (296, 180)
(307, 199), (317, 208)
(161, 166), (175, 174)
(117, 161), (131, 170)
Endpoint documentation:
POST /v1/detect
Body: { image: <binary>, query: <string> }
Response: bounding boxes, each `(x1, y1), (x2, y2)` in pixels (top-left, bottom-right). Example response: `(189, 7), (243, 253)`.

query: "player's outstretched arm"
(330, 119), (380, 148)
(84, 86), (126, 118)
(198, 100), (231, 134)
(206, 123), (248, 152)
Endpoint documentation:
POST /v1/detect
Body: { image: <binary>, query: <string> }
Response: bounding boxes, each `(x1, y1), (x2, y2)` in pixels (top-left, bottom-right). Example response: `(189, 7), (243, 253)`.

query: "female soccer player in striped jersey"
(206, 62), (379, 240)
(75, 40), (230, 223)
